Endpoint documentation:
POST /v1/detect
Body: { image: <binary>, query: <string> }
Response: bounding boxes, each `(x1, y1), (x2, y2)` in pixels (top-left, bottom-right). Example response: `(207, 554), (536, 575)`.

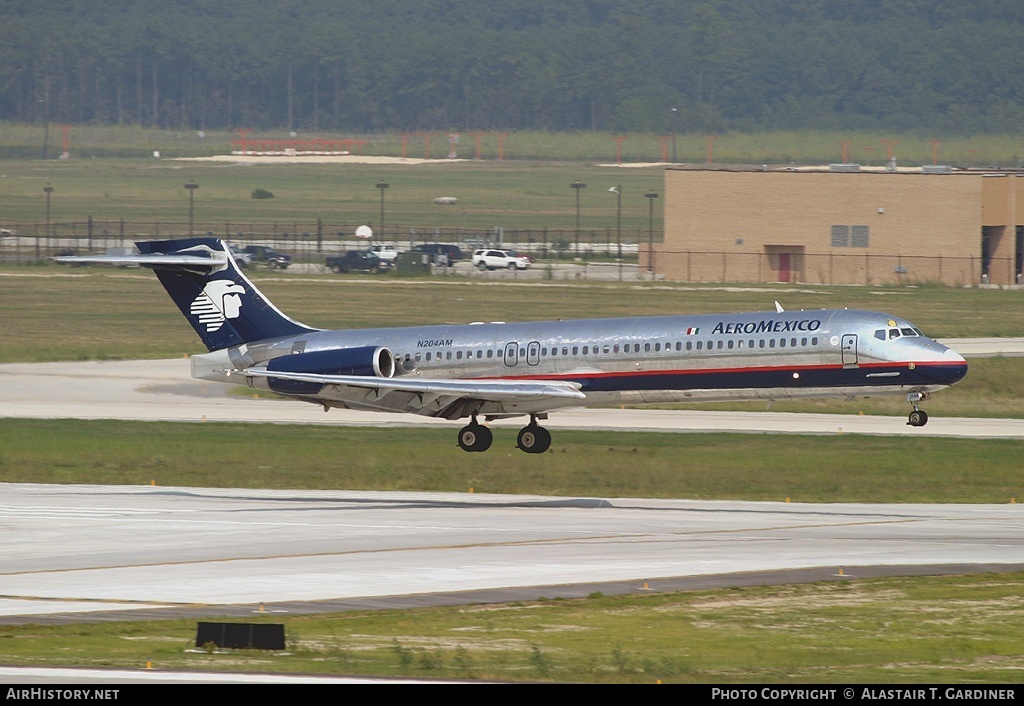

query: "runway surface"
(0, 340), (1021, 624)
(2, 483), (1022, 624)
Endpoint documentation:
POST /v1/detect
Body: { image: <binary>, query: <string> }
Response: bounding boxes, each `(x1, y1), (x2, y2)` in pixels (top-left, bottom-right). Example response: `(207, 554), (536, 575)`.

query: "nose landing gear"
(906, 392), (930, 427)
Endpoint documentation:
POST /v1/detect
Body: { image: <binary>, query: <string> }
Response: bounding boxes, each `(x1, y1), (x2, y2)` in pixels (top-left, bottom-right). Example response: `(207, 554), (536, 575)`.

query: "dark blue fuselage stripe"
(264, 362), (969, 397)
(501, 363), (969, 393)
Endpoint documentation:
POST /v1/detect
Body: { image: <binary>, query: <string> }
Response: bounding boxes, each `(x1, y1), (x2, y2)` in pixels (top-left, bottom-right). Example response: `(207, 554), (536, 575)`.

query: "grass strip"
(1, 419), (1021, 503)
(2, 573), (1023, 683)
(3, 268), (1024, 351)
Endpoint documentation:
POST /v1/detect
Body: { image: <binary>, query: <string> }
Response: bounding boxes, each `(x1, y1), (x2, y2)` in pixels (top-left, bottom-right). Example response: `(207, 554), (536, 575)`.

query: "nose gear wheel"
(906, 392), (930, 427)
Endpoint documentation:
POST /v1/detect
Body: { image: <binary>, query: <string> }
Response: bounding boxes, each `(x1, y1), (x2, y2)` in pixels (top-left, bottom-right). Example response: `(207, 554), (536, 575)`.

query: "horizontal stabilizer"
(54, 253), (228, 273)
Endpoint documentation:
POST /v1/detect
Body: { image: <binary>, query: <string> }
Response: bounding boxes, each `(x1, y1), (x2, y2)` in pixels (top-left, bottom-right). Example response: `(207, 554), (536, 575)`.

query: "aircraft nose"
(943, 347), (966, 364)
(935, 346), (968, 385)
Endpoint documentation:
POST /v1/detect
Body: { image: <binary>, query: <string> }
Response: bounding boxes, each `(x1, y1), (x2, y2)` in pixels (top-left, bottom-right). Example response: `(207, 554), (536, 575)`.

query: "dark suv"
(411, 243), (464, 266)
(325, 250), (389, 274)
(242, 245), (292, 269)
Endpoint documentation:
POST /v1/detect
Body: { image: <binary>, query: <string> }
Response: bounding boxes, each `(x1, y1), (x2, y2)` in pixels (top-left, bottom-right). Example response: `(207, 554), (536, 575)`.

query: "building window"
(831, 224), (870, 248)
(851, 225), (870, 248)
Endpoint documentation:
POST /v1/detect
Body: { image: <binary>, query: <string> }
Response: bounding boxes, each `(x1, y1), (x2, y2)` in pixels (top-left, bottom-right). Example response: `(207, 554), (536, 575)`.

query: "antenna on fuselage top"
(775, 301), (785, 313)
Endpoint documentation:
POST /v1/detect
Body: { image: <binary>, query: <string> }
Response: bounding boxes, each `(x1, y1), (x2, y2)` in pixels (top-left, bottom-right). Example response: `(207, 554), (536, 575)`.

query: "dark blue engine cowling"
(265, 346), (395, 394)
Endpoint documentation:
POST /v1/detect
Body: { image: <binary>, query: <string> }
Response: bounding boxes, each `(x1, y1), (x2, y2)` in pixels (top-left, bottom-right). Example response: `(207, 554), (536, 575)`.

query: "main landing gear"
(457, 415), (493, 452)
(906, 391), (929, 427)
(456, 414), (552, 453)
(517, 417), (552, 454)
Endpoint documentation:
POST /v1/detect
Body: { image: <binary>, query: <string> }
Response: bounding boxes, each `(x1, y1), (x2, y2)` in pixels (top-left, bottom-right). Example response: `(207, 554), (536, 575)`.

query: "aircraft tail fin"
(133, 238), (315, 351)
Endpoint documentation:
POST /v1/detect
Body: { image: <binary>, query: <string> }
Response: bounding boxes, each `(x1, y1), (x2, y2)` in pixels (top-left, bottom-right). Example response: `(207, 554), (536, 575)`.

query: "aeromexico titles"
(58, 238), (968, 454)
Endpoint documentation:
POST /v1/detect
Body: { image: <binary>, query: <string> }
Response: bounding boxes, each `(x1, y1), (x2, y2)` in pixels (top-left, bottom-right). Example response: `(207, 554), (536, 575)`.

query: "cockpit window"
(877, 326), (925, 342)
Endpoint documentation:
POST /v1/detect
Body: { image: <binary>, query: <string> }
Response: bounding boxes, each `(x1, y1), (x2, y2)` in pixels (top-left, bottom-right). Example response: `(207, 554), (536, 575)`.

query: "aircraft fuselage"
(210, 308), (966, 414)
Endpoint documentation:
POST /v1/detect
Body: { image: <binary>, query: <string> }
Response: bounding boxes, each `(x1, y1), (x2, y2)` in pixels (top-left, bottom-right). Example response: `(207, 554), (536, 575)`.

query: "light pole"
(609, 185), (622, 281)
(376, 181), (389, 239)
(670, 107), (678, 162)
(645, 190), (659, 275)
(42, 183), (53, 258)
(39, 96), (50, 160)
(184, 181), (199, 235)
(570, 181), (586, 257)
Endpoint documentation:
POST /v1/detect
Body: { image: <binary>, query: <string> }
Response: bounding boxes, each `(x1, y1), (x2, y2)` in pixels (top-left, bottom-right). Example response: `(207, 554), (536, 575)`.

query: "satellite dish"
(355, 225), (374, 239)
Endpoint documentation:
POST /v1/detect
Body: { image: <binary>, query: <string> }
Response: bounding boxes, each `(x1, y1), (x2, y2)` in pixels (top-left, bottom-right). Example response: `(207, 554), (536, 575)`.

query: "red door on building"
(778, 253), (791, 282)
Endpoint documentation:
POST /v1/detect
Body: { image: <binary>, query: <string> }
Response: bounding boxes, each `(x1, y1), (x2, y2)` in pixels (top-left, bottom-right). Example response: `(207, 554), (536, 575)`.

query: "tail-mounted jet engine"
(259, 346), (395, 395)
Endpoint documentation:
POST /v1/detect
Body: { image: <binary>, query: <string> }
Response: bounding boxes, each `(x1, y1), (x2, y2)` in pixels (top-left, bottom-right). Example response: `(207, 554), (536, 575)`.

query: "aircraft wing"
(242, 369), (585, 419)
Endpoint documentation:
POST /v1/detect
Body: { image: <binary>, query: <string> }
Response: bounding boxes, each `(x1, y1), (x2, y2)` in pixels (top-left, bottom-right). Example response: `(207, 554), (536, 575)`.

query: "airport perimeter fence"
(0, 218), (649, 264)
(2, 219), (1019, 286)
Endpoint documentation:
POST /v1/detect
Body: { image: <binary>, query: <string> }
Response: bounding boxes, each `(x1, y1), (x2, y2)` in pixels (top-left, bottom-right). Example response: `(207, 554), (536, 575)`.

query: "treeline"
(3, 0), (1024, 135)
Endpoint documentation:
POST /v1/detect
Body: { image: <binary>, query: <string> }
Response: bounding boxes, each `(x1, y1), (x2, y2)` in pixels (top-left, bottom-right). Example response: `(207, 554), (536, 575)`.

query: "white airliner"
(58, 238), (968, 453)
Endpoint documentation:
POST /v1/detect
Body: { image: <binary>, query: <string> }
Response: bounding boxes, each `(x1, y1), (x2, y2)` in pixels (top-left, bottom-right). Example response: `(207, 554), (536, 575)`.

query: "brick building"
(653, 167), (1024, 287)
